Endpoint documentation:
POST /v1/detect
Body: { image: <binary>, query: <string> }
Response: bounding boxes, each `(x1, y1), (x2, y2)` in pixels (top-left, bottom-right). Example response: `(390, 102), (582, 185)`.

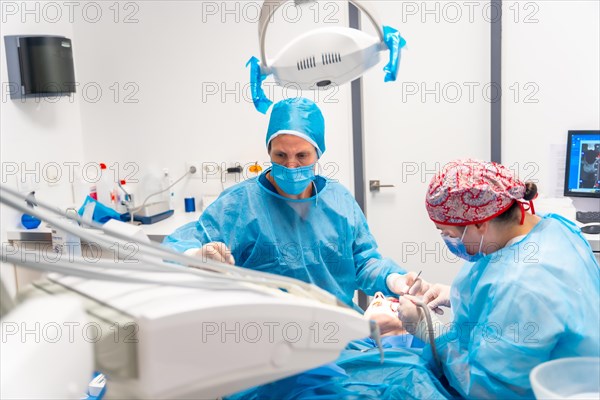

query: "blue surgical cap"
(266, 98), (326, 158)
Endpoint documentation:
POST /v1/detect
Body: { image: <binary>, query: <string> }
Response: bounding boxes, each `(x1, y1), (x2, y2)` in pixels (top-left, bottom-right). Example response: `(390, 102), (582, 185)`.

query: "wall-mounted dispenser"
(4, 35), (76, 100)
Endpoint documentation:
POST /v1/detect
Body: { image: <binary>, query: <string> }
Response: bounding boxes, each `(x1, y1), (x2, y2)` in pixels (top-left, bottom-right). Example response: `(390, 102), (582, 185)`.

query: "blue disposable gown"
(436, 214), (600, 399)
(162, 171), (406, 307)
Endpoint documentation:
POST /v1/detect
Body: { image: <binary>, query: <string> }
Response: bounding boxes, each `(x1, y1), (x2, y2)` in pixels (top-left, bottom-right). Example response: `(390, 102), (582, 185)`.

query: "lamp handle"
(258, 0), (385, 70)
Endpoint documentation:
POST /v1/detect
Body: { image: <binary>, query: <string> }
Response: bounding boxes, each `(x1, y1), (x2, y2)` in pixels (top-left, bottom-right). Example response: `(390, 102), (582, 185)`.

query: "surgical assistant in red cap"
(396, 158), (599, 399)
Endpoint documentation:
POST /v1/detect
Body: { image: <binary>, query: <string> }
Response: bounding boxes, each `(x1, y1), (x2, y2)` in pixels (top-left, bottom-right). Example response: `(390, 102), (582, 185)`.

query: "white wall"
(359, 0), (599, 286)
(503, 0), (600, 208)
(72, 1), (354, 209)
(1, 2), (85, 297)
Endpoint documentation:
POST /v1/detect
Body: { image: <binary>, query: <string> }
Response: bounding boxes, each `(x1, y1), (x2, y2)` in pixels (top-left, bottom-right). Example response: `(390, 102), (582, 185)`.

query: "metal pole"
(491, 0), (502, 163)
(349, 3), (369, 310)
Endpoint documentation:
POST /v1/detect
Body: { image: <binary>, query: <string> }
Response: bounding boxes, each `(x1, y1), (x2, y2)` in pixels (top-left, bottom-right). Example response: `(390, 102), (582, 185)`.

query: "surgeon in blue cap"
(163, 98), (419, 309)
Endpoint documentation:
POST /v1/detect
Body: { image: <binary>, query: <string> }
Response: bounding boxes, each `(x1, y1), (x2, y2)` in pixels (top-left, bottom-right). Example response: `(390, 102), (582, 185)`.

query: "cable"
(411, 297), (442, 371)
(369, 319), (384, 364)
(129, 166), (197, 214)
(2, 253), (278, 293)
(0, 185), (345, 307)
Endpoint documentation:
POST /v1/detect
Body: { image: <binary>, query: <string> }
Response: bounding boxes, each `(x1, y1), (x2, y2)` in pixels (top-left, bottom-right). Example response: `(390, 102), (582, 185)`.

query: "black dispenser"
(4, 35), (76, 99)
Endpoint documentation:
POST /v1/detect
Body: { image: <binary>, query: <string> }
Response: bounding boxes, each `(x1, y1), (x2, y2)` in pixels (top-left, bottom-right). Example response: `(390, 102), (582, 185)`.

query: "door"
(360, 1), (492, 286)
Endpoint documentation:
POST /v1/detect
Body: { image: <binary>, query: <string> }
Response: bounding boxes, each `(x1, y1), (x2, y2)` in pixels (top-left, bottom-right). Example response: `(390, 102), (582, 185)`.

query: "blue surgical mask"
(442, 226), (485, 262)
(270, 162), (316, 195)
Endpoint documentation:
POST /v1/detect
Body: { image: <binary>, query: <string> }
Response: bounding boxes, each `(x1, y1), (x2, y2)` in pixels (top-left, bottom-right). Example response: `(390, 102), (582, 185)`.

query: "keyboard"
(576, 211), (600, 224)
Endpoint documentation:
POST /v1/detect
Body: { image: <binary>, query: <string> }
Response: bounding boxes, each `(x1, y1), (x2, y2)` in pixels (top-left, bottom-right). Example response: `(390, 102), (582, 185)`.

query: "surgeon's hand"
(396, 295), (424, 336)
(387, 272), (431, 296)
(187, 242), (235, 265)
(423, 284), (451, 315)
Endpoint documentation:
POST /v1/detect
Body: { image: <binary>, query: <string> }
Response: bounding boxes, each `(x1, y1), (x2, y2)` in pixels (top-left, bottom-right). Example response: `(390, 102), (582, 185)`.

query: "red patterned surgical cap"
(426, 159), (526, 226)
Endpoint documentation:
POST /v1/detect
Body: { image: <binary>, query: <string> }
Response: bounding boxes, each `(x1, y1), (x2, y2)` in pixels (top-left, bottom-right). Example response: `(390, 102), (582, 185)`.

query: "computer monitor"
(564, 130), (600, 198)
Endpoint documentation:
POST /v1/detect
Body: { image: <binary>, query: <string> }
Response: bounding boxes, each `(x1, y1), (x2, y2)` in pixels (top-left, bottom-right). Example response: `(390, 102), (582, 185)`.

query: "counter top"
(6, 212), (600, 251)
(7, 211), (201, 243)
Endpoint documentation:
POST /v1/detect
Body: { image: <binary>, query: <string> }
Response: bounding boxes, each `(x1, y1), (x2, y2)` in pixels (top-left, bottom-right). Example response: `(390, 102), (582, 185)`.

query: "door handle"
(369, 180), (395, 192)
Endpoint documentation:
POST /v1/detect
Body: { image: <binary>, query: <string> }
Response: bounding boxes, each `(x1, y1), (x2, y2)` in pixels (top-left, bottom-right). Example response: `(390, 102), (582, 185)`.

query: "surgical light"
(248, 0), (406, 112)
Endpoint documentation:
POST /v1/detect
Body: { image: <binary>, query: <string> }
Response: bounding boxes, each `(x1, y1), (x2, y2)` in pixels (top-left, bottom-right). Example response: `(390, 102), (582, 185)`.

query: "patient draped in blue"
(225, 293), (455, 400)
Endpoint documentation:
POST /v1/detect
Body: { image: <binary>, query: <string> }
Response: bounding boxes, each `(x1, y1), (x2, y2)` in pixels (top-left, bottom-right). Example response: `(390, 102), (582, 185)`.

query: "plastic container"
(50, 209), (82, 258)
(90, 186), (98, 200)
(73, 167), (92, 206)
(115, 180), (129, 214)
(184, 197), (196, 212)
(530, 357), (600, 399)
(21, 214), (41, 229)
(96, 163), (115, 209)
(162, 168), (174, 210)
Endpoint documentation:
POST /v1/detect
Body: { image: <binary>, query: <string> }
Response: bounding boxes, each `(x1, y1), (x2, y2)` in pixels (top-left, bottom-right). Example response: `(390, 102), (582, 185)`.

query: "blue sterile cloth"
(77, 196), (122, 224)
(246, 56), (273, 114)
(382, 25), (407, 82)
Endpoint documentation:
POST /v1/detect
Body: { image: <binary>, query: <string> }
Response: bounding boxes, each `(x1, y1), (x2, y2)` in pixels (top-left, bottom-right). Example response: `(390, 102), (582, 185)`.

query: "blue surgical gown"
(162, 171), (406, 307)
(436, 213), (600, 399)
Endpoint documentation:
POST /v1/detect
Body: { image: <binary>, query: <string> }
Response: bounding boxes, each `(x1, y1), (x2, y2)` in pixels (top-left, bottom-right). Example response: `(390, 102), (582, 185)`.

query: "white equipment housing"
(19, 271), (371, 399)
(0, 186), (374, 399)
(259, 0), (387, 90)
(0, 296), (94, 399)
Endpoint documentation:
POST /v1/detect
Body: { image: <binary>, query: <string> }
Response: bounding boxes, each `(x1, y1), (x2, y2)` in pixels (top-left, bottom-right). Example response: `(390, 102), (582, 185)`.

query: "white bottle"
(96, 163), (115, 209)
(115, 180), (129, 214)
(51, 209), (82, 258)
(72, 166), (91, 206)
(162, 168), (174, 210)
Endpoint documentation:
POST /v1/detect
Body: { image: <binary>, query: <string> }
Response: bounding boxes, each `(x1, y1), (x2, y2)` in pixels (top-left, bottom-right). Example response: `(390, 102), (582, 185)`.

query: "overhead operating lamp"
(248, 0), (407, 112)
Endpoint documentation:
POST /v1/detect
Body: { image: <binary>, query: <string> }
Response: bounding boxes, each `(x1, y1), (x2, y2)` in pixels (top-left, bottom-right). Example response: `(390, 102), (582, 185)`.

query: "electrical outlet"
(186, 162), (201, 179)
(201, 162), (221, 180)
